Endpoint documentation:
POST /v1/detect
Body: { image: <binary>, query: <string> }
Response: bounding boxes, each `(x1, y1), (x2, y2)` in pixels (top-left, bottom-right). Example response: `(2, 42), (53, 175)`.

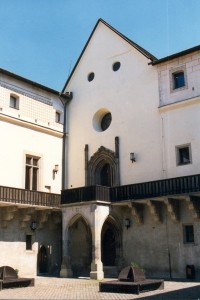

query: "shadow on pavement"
(136, 285), (200, 300)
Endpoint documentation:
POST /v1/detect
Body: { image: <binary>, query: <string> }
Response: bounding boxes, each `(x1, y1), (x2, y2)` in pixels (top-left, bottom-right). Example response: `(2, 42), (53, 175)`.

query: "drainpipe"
(59, 92), (73, 190)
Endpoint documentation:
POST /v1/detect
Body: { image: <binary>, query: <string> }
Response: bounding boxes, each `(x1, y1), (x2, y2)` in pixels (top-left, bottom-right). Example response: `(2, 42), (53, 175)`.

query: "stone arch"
(68, 214), (92, 277)
(38, 245), (48, 274)
(101, 213), (122, 269)
(87, 145), (120, 186)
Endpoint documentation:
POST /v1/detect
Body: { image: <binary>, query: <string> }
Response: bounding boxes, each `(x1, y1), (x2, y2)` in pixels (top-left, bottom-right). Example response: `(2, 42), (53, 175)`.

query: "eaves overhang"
(150, 45), (200, 66)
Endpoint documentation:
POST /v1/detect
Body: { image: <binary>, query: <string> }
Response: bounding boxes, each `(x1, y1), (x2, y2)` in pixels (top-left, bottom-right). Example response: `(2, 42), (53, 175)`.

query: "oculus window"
(88, 72), (95, 82)
(112, 61), (121, 71)
(101, 113), (112, 131)
(93, 109), (112, 132)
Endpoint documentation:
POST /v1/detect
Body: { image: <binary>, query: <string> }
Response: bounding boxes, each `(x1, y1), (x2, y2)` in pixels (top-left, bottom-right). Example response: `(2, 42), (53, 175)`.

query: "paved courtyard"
(0, 277), (200, 299)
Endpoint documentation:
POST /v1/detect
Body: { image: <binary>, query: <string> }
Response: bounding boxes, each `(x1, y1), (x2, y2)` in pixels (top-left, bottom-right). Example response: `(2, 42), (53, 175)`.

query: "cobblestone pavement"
(0, 277), (200, 299)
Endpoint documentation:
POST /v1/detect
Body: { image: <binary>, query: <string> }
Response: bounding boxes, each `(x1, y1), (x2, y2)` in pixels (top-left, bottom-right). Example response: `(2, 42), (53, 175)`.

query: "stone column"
(60, 228), (73, 277)
(90, 204), (109, 280)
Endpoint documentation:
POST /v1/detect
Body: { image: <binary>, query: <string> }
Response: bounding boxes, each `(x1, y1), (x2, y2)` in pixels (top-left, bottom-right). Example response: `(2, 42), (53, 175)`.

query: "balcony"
(61, 174), (200, 204)
(0, 185), (60, 208)
(61, 185), (110, 204)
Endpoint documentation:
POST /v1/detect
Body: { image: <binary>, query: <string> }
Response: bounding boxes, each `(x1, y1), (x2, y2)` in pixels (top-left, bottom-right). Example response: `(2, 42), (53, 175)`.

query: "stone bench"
(99, 266), (164, 295)
(0, 266), (34, 291)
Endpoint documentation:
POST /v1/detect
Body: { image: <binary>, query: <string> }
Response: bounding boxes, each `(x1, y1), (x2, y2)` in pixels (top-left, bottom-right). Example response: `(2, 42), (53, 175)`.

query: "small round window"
(88, 72), (95, 82)
(101, 113), (112, 131)
(93, 109), (112, 132)
(112, 61), (121, 71)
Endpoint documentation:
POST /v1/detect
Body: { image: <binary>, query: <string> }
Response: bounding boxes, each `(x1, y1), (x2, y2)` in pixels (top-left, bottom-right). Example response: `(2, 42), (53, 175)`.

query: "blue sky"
(0, 0), (199, 91)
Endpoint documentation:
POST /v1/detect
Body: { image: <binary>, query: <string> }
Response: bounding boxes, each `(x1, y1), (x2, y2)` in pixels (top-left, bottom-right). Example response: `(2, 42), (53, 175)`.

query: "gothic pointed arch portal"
(68, 215), (92, 277)
(85, 137), (120, 186)
(101, 215), (122, 268)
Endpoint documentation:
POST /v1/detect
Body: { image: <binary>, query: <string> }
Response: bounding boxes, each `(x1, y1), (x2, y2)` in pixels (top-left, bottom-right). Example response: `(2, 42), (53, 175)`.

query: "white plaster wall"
(160, 101), (200, 178)
(65, 22), (162, 188)
(0, 79), (64, 131)
(158, 51), (200, 106)
(0, 121), (62, 193)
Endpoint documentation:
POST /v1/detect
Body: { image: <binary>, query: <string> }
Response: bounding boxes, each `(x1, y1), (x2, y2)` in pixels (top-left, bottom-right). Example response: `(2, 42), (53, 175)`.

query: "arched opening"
(69, 216), (92, 277)
(102, 228), (116, 265)
(101, 215), (122, 273)
(100, 163), (111, 186)
(38, 245), (48, 274)
(86, 145), (120, 186)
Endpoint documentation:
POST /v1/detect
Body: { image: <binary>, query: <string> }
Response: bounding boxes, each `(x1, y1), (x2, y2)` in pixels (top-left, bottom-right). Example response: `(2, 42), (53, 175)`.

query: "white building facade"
(0, 18), (200, 281)
(0, 68), (71, 277)
(60, 19), (200, 280)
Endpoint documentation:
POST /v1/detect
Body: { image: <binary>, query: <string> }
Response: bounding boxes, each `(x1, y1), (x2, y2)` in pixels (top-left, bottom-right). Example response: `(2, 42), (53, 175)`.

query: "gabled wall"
(64, 22), (162, 188)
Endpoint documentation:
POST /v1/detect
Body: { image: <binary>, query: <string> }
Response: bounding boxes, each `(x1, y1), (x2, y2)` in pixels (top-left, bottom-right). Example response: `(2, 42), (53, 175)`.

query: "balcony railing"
(110, 173), (200, 202)
(61, 185), (110, 204)
(61, 174), (200, 204)
(0, 185), (61, 207)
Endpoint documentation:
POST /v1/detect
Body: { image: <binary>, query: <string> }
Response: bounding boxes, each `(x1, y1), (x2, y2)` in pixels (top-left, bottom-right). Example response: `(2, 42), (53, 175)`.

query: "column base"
(60, 266), (73, 278)
(90, 270), (104, 280)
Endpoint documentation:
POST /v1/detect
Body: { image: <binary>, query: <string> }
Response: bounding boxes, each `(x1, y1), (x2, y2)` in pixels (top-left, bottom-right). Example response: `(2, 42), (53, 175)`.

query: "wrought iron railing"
(61, 185), (110, 204)
(110, 173), (200, 201)
(0, 185), (60, 207)
(61, 174), (200, 204)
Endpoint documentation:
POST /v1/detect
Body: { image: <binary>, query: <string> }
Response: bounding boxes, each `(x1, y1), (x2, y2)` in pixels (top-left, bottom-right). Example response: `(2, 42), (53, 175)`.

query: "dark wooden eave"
(62, 18), (157, 93)
(150, 45), (200, 66)
(0, 67), (71, 100)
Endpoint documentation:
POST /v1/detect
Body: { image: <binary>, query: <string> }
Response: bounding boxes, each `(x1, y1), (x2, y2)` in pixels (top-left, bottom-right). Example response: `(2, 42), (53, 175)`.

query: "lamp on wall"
(124, 218), (131, 230)
(30, 221), (37, 231)
(53, 164), (59, 174)
(130, 152), (136, 163)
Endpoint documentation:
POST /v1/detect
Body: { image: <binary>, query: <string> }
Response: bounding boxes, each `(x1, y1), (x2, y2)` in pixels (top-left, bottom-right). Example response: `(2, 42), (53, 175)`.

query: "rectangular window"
(170, 65), (187, 93)
(176, 144), (191, 166)
(55, 111), (61, 123)
(183, 225), (194, 244)
(10, 95), (19, 109)
(26, 235), (32, 250)
(173, 72), (185, 89)
(25, 156), (40, 190)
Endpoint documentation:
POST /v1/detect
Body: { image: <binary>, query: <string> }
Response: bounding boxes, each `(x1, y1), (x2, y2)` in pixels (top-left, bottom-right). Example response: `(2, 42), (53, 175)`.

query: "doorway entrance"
(38, 245), (48, 274)
(69, 216), (92, 277)
(102, 227), (116, 265)
(100, 163), (111, 186)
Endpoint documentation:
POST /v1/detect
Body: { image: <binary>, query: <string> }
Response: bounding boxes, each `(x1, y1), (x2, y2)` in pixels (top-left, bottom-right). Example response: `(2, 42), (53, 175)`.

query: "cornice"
(158, 96), (200, 113)
(0, 113), (64, 138)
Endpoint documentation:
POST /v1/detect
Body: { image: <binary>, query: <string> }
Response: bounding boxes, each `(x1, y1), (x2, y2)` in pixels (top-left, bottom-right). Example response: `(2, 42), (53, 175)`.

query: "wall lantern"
(53, 164), (59, 174)
(30, 221), (37, 231)
(130, 152), (136, 163)
(124, 218), (131, 230)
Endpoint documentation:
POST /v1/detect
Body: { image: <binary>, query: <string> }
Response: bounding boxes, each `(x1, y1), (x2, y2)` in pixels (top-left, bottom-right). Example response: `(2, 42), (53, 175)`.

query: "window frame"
(170, 65), (187, 93)
(175, 144), (192, 166)
(26, 234), (33, 250)
(55, 111), (61, 123)
(25, 155), (40, 191)
(183, 224), (194, 244)
(10, 94), (19, 109)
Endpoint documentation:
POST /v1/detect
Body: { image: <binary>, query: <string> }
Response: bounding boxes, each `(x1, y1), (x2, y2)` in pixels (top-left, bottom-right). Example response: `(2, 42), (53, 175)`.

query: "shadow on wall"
(137, 284), (200, 300)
